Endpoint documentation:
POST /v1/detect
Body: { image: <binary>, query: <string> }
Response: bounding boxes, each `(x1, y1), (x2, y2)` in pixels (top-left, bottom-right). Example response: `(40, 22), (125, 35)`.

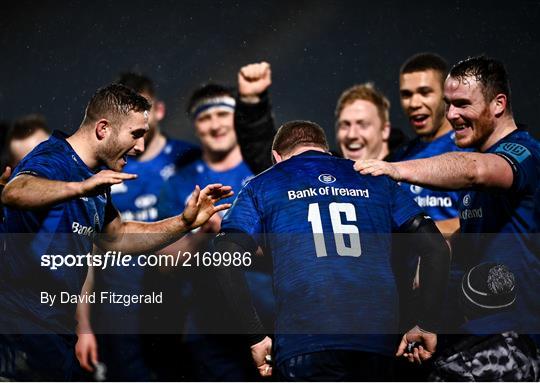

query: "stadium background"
(1, 0), (539, 146)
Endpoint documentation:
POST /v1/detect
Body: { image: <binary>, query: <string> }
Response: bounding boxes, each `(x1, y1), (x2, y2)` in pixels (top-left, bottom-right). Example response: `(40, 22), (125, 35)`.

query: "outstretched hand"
(181, 184), (233, 230)
(251, 336), (273, 377)
(396, 326), (437, 364)
(354, 159), (401, 181)
(80, 169), (137, 196)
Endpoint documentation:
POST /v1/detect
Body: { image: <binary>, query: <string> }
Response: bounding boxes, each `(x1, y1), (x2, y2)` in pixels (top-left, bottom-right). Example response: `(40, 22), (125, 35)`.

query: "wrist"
(179, 213), (193, 230)
(250, 335), (271, 349)
(239, 94), (261, 104)
(70, 181), (85, 197)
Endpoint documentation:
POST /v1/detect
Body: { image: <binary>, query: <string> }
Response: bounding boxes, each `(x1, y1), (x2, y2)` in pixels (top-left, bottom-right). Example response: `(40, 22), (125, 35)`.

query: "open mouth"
(410, 114), (429, 128)
(345, 143), (364, 152)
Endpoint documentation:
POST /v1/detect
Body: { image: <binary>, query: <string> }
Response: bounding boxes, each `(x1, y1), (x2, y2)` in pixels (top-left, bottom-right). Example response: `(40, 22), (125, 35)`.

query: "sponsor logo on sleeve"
(495, 142), (531, 163)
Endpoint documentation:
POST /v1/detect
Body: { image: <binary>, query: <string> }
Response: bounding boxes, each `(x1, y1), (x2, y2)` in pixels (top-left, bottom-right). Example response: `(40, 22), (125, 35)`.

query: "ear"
(271, 150), (282, 164)
(95, 119), (110, 140)
(154, 100), (166, 122)
(492, 93), (507, 118)
(382, 122), (391, 141)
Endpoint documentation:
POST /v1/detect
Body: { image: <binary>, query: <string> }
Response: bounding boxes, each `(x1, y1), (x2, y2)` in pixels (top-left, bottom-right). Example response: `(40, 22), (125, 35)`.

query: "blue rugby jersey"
(0, 131), (113, 332)
(110, 138), (199, 222)
(220, 150), (423, 364)
(157, 159), (273, 324)
(393, 131), (466, 220)
(93, 138), (199, 329)
(158, 158), (252, 218)
(457, 130), (540, 334)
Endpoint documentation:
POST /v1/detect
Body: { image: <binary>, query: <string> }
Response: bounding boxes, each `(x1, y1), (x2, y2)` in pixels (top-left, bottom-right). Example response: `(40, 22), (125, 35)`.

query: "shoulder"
(492, 131), (540, 163)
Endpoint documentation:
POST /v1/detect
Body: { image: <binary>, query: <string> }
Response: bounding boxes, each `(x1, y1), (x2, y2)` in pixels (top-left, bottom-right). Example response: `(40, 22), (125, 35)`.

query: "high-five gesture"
(238, 62), (272, 102)
(181, 183), (234, 230)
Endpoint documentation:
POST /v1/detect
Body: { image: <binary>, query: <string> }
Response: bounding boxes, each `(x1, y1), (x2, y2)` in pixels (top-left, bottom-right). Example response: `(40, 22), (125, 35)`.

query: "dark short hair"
(400, 52), (449, 87)
(10, 114), (50, 140)
(3, 114), (50, 167)
(272, 120), (329, 157)
(449, 55), (512, 114)
(116, 72), (156, 98)
(187, 83), (234, 117)
(82, 83), (151, 125)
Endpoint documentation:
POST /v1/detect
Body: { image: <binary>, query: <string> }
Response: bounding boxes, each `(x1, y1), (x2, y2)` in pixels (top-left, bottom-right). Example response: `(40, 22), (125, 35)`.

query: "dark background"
(1, 0), (539, 148)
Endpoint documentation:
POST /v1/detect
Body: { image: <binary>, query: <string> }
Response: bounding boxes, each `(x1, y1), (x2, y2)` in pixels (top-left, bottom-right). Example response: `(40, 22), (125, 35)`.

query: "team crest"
(318, 174), (336, 184)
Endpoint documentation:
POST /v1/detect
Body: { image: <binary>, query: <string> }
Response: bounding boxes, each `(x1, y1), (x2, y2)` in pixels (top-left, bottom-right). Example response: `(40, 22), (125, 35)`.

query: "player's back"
(226, 150), (421, 362)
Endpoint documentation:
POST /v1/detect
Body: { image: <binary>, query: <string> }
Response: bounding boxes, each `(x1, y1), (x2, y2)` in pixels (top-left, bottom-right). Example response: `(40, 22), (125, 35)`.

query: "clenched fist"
(238, 62), (272, 102)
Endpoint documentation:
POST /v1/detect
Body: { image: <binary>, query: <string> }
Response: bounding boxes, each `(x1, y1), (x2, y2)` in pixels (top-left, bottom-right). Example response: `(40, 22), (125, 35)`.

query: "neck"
(66, 127), (99, 170)
(480, 115), (518, 152)
(421, 118), (452, 142)
(286, 146), (327, 159)
(203, 145), (243, 172)
(138, 128), (166, 162)
(377, 144), (390, 160)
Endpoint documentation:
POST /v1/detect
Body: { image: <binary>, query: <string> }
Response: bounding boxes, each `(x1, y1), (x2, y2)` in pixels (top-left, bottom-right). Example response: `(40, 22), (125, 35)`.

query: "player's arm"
(235, 61), (276, 174)
(96, 184), (233, 254)
(396, 214), (450, 363)
(1, 170), (137, 209)
(213, 232), (273, 377)
(354, 152), (514, 190)
(75, 263), (99, 372)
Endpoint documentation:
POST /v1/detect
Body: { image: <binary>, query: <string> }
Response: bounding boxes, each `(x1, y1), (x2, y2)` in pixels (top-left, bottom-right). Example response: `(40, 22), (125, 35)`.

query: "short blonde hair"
(335, 83), (390, 125)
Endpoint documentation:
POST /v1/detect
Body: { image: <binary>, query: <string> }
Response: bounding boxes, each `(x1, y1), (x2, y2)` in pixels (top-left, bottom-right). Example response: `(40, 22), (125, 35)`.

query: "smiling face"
(400, 69), (447, 138)
(194, 107), (238, 156)
(444, 75), (495, 149)
(101, 110), (149, 171)
(336, 99), (390, 161)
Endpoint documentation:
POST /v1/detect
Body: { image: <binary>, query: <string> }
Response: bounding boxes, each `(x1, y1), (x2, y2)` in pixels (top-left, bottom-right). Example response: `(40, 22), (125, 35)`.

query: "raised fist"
(238, 62), (272, 100)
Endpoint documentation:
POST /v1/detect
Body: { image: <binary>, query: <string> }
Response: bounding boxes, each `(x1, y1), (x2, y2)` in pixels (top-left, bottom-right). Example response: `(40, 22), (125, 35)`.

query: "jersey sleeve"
(389, 178), (425, 230)
(13, 151), (67, 180)
(220, 183), (263, 238)
(493, 141), (539, 193)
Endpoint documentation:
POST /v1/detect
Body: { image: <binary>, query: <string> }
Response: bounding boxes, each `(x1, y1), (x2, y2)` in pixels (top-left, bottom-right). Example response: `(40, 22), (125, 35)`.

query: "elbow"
(1, 185), (18, 207)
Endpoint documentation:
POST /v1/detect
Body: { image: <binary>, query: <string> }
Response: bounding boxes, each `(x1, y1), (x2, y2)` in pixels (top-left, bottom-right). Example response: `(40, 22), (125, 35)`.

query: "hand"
(79, 170), (137, 196)
(251, 336), (273, 377)
(181, 184), (233, 230)
(238, 62), (272, 101)
(396, 326), (437, 364)
(199, 212), (223, 234)
(0, 166), (11, 187)
(75, 333), (99, 372)
(354, 159), (402, 181)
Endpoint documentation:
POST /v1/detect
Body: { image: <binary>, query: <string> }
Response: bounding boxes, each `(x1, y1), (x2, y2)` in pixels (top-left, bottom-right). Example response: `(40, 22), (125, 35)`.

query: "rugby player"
(214, 120), (450, 380)
(0, 84), (231, 380)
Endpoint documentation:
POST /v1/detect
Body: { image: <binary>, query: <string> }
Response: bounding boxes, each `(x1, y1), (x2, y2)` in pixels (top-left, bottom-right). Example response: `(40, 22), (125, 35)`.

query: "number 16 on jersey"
(307, 202), (362, 258)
